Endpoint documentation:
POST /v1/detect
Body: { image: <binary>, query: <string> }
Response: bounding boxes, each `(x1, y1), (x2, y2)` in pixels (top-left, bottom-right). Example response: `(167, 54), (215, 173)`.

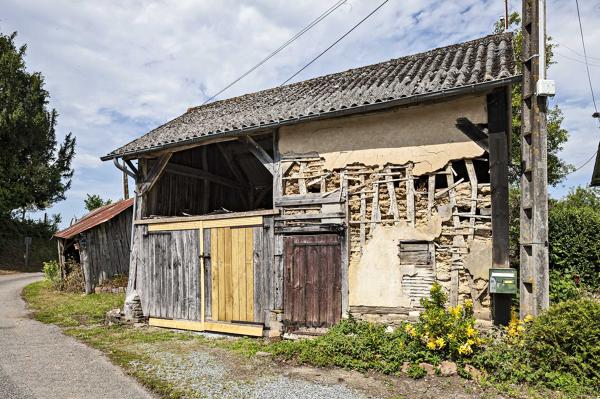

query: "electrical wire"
(574, 0), (600, 126)
(567, 149), (599, 175)
(555, 52), (600, 69)
(557, 41), (600, 63)
(280, 0), (390, 86)
(202, 0), (348, 105)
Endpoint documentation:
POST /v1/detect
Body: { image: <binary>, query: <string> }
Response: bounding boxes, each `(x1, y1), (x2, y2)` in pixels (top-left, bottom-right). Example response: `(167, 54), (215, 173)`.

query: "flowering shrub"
(409, 282), (485, 360)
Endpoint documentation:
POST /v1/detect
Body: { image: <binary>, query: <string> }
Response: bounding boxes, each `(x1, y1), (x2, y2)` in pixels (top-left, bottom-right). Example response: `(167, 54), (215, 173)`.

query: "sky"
(2, 0), (600, 228)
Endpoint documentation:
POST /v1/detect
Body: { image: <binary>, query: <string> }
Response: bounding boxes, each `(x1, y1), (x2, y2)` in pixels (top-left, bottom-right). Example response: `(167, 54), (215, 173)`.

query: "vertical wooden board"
(292, 244), (305, 326)
(211, 228), (219, 321)
(190, 229), (201, 321)
(224, 227), (233, 321)
(218, 228), (226, 320)
(427, 175), (436, 220)
(231, 228), (240, 321)
(283, 237), (294, 324)
(306, 241), (319, 327)
(245, 228), (254, 322)
(172, 232), (180, 320)
(252, 226), (263, 323)
(332, 241), (342, 325)
(204, 228), (212, 320)
(148, 235), (156, 317)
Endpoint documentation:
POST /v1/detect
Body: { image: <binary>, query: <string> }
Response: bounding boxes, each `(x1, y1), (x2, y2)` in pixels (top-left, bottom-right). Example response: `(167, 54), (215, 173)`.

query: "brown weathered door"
(283, 234), (342, 329)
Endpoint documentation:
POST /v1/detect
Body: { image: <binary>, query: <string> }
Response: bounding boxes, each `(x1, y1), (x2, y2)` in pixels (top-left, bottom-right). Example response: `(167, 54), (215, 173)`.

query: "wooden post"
(521, 0), (550, 318)
(488, 87), (511, 325)
(24, 236), (32, 270)
(80, 236), (93, 294)
(123, 169), (129, 199)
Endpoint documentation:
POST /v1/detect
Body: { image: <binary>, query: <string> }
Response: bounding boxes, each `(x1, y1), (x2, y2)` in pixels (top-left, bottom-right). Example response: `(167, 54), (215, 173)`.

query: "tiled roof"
(103, 32), (518, 160)
(54, 198), (134, 239)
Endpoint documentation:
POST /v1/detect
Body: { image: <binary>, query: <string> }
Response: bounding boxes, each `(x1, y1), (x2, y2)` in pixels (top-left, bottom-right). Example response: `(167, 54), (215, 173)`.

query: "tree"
(84, 194), (112, 212)
(0, 32), (76, 217)
(494, 13), (574, 186)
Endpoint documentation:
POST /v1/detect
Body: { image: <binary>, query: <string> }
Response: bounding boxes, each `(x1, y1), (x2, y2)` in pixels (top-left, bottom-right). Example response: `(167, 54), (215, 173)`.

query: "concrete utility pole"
(520, 0), (554, 317)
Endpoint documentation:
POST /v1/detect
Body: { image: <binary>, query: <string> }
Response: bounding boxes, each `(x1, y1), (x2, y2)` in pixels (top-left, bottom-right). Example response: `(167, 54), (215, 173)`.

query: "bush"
(270, 283), (485, 377)
(42, 260), (61, 287)
(548, 188), (600, 299)
(525, 298), (600, 389)
(474, 298), (600, 395)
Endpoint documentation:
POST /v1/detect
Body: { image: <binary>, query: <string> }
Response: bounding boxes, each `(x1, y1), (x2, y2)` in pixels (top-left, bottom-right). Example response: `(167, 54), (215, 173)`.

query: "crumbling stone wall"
(280, 156), (492, 321)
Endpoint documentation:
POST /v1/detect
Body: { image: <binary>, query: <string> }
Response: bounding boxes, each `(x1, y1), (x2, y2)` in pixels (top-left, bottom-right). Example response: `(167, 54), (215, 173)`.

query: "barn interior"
(142, 133), (274, 219)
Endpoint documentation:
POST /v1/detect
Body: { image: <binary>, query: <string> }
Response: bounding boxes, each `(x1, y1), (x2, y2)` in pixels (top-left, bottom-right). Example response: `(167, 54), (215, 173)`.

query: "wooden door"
(209, 227), (254, 322)
(283, 234), (342, 329)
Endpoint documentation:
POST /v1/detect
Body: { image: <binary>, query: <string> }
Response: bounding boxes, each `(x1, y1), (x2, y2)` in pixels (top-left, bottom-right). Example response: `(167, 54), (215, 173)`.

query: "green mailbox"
(489, 268), (518, 294)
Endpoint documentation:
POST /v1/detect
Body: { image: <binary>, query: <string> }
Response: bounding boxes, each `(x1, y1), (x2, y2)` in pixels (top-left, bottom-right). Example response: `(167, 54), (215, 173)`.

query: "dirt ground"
(128, 333), (510, 399)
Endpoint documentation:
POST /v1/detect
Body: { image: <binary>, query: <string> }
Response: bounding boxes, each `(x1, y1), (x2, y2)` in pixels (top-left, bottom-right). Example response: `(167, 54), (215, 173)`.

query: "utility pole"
(520, 0), (554, 317)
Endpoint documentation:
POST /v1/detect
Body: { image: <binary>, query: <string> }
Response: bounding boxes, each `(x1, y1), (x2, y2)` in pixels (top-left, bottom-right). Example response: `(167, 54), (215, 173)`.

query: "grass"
(23, 280), (124, 326)
(21, 280), (594, 399)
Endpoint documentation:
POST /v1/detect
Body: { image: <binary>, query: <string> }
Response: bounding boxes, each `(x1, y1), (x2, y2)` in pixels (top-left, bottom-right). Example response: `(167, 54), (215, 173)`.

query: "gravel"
(132, 348), (375, 399)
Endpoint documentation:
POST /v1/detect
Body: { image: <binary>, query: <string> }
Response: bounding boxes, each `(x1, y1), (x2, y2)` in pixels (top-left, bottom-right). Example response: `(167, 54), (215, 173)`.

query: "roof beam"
(140, 153), (172, 195)
(164, 163), (248, 190)
(242, 136), (274, 175)
(456, 117), (489, 152)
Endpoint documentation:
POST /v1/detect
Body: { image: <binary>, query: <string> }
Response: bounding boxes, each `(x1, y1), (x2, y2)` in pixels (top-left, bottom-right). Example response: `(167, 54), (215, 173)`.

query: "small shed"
(55, 198), (134, 293)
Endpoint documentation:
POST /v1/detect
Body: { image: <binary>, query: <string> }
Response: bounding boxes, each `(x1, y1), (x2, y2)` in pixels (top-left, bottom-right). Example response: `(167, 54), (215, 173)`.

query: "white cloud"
(3, 0), (599, 224)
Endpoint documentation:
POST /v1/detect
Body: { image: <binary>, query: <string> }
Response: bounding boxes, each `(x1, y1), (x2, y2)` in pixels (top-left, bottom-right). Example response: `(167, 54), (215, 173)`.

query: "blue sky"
(2, 0), (599, 227)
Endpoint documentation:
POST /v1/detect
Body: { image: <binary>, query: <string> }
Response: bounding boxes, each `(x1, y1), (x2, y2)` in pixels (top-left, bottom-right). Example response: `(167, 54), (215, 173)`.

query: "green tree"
(84, 194), (111, 212)
(495, 13), (574, 186)
(0, 32), (76, 216)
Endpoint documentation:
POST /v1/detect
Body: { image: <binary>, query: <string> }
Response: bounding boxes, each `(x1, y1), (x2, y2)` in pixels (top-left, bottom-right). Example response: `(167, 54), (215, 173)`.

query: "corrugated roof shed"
(54, 198), (134, 239)
(103, 32), (519, 161)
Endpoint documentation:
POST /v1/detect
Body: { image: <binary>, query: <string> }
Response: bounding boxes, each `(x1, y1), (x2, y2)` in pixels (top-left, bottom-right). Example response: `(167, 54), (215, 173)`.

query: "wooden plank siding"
(283, 234), (342, 329)
(142, 229), (201, 321)
(210, 227), (254, 322)
(80, 208), (132, 291)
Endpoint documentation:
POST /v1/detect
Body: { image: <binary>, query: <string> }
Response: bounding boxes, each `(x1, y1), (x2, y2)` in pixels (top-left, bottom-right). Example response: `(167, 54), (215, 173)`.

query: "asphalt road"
(0, 273), (154, 399)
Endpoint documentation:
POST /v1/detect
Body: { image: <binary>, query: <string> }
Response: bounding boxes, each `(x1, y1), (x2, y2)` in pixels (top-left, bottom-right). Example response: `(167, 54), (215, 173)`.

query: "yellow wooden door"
(210, 227), (254, 322)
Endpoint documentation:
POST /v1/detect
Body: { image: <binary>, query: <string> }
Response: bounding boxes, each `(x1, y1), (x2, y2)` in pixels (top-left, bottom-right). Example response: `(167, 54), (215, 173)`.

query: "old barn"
(102, 33), (519, 336)
(55, 199), (133, 294)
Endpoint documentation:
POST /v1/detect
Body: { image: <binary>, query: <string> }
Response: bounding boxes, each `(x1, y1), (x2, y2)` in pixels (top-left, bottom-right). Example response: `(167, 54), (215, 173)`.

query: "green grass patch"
(22, 280), (124, 326)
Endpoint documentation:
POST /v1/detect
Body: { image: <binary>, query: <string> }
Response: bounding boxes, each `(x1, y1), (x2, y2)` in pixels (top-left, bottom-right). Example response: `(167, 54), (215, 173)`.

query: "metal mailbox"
(489, 268), (518, 294)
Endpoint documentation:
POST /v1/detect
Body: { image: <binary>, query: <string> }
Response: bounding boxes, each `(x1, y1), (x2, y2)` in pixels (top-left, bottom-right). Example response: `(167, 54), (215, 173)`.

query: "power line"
(567, 149), (599, 176)
(574, 0), (600, 126)
(555, 52), (600, 69)
(557, 41), (600, 63)
(202, 0), (348, 105)
(280, 0), (390, 86)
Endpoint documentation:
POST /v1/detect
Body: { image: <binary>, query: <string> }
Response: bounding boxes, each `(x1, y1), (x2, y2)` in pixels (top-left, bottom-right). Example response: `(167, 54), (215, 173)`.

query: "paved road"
(0, 273), (154, 399)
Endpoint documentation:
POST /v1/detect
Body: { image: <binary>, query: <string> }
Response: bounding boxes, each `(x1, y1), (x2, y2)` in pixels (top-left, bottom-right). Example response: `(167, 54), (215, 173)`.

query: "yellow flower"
(458, 343), (473, 355)
(464, 299), (473, 310)
(524, 314), (534, 323)
(466, 339), (475, 346)
(427, 340), (437, 350)
(435, 337), (446, 349)
(405, 323), (417, 337)
(466, 325), (476, 337)
(450, 305), (463, 318)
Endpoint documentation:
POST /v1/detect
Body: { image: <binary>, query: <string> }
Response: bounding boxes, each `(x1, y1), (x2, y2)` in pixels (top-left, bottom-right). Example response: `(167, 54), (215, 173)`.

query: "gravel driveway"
(0, 273), (154, 399)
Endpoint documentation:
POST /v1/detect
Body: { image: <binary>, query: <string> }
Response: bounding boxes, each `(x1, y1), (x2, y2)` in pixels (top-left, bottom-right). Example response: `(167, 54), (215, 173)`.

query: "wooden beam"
(217, 144), (250, 208)
(488, 86), (511, 325)
(164, 163), (248, 190)
(243, 136), (275, 175)
(148, 318), (264, 337)
(140, 153), (172, 195)
(456, 117), (489, 151)
(274, 194), (344, 206)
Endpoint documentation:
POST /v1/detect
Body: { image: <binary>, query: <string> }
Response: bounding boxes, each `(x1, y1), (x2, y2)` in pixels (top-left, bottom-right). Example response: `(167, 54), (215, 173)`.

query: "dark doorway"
(283, 234), (342, 330)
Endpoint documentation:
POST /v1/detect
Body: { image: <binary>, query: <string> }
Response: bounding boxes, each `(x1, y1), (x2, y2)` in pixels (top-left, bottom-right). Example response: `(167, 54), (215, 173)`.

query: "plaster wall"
(349, 218), (442, 308)
(279, 94), (487, 175)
